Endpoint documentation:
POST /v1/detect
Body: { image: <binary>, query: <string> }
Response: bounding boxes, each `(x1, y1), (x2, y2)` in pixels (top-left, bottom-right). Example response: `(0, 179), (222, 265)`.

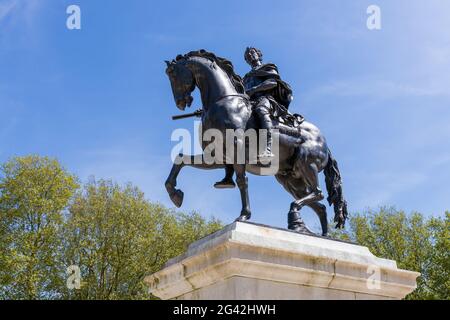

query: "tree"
(331, 207), (449, 300)
(425, 212), (450, 299)
(0, 156), (78, 299)
(61, 178), (222, 300)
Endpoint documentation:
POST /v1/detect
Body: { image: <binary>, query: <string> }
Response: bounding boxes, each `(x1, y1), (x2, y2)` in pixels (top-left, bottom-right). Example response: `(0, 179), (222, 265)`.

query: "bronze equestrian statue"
(164, 49), (348, 236)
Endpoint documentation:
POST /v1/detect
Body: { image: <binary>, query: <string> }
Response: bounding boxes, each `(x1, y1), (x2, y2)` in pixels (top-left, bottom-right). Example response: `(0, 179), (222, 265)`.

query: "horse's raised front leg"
(234, 164), (251, 222)
(165, 154), (226, 207)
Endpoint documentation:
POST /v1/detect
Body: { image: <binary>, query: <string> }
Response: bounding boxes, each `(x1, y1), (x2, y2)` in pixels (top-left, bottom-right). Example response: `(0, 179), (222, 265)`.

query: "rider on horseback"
(214, 47), (295, 189)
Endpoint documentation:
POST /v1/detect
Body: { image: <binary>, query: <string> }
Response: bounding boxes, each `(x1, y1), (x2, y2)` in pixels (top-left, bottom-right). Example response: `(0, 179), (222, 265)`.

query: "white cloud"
(0, 0), (42, 32)
(349, 170), (428, 210)
(306, 78), (450, 101)
(0, 0), (16, 21)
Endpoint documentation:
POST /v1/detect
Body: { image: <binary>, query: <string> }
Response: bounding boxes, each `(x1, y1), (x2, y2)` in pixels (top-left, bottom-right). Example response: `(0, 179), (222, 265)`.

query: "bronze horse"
(164, 50), (347, 236)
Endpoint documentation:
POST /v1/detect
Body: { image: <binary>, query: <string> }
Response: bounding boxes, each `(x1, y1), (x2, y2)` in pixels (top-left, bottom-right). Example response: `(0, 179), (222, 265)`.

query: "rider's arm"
(247, 79), (278, 96)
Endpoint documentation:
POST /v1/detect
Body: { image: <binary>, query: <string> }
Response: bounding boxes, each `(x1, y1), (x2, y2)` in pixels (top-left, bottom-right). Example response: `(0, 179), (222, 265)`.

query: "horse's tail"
(323, 148), (348, 229)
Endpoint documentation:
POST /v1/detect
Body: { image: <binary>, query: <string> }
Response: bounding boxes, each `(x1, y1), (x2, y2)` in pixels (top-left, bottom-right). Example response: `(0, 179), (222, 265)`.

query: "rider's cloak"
(243, 63), (294, 111)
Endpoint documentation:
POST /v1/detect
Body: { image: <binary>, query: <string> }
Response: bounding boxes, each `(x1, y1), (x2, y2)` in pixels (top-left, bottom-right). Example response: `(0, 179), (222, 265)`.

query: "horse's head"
(165, 58), (195, 111)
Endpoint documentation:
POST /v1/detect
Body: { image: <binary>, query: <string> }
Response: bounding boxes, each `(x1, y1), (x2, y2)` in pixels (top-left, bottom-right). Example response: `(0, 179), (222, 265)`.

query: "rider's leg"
(255, 99), (274, 160)
(214, 165), (236, 189)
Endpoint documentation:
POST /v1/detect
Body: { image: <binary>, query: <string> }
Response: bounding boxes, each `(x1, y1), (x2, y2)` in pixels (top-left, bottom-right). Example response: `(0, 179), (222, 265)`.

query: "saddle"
(276, 111), (305, 129)
(250, 98), (305, 130)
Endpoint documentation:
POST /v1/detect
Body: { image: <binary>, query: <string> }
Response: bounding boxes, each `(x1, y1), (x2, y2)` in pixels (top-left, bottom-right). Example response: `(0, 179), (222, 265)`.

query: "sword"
(171, 109), (203, 121)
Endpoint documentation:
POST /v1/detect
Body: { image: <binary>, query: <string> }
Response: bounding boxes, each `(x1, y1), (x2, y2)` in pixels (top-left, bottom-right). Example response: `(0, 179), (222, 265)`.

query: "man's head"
(244, 47), (263, 68)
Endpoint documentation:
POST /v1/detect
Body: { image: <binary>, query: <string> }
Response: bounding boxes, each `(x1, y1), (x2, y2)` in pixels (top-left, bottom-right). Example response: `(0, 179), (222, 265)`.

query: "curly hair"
(244, 47), (263, 64)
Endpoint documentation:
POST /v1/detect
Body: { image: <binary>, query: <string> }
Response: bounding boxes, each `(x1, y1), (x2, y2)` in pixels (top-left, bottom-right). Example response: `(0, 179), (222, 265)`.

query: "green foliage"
(331, 207), (450, 300)
(0, 156), (78, 299)
(0, 156), (223, 300)
(425, 212), (450, 299)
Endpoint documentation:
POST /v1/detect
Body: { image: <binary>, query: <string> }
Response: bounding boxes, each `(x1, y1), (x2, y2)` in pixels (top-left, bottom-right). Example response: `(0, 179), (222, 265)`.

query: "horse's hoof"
(170, 189), (184, 208)
(289, 223), (315, 235)
(235, 214), (251, 222)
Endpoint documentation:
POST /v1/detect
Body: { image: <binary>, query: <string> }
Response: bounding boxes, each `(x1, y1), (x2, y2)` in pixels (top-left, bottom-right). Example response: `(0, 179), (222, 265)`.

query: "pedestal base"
(145, 222), (419, 300)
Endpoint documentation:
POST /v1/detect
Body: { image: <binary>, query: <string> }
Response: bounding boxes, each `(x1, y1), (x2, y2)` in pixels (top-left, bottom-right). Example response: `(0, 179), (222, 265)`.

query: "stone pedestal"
(145, 222), (420, 300)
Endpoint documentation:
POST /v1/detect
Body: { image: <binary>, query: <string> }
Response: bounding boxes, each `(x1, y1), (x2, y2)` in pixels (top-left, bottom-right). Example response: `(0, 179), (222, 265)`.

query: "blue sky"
(1, 0), (449, 232)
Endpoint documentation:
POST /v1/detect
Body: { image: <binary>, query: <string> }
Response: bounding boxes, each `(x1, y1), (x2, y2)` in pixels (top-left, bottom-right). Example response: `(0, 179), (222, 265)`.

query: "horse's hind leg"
(288, 202), (314, 234)
(288, 191), (324, 234)
(288, 161), (325, 234)
(275, 174), (312, 234)
(165, 154), (226, 207)
(307, 202), (328, 237)
(292, 159), (324, 204)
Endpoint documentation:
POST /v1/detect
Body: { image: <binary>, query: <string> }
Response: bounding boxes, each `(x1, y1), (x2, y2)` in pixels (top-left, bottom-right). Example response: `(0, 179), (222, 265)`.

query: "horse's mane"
(180, 49), (245, 94)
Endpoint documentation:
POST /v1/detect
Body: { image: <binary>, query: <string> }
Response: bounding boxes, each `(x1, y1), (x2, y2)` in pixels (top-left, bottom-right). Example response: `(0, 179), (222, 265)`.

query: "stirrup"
(257, 150), (274, 161)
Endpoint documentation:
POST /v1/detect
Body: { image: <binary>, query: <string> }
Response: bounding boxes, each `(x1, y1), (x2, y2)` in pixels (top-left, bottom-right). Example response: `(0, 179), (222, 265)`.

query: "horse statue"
(164, 50), (348, 236)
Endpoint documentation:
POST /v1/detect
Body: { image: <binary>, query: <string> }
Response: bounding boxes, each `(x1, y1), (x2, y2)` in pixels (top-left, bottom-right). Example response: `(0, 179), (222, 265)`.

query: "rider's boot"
(214, 165), (236, 189)
(258, 112), (275, 163)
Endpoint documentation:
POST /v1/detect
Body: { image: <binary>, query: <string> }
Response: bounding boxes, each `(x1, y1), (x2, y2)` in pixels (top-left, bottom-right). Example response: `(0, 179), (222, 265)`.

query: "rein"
(214, 93), (250, 103)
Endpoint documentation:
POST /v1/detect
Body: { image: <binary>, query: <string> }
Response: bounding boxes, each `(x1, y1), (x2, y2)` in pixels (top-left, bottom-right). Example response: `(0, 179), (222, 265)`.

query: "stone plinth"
(144, 222), (420, 300)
